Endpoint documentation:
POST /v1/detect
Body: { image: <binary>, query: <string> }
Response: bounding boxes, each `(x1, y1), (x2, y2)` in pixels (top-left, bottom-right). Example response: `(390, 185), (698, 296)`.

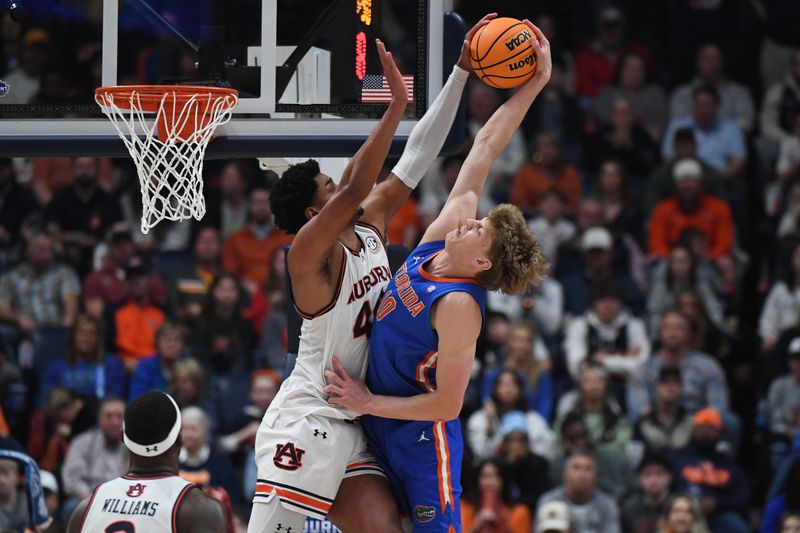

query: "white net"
(95, 87), (237, 234)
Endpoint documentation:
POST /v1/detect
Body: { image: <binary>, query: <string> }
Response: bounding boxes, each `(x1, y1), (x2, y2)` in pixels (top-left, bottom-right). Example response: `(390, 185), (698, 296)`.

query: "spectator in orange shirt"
(510, 132), (582, 214)
(222, 183), (292, 294)
(113, 257), (166, 371)
(461, 458), (532, 533)
(648, 158), (735, 277)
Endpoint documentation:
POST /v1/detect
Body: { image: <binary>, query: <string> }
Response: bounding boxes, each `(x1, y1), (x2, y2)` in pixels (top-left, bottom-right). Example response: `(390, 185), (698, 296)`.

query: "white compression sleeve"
(391, 65), (470, 189)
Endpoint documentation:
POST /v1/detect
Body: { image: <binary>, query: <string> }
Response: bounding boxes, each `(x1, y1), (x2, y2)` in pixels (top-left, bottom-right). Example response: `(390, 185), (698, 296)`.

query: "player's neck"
(428, 250), (476, 280)
(126, 464), (179, 477)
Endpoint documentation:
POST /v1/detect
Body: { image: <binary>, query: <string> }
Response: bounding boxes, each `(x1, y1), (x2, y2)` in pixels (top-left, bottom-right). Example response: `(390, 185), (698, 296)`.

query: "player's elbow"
(435, 395), (463, 421)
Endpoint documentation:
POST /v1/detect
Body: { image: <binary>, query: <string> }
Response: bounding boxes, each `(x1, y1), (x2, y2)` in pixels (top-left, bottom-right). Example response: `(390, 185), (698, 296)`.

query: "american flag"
(361, 74), (414, 103)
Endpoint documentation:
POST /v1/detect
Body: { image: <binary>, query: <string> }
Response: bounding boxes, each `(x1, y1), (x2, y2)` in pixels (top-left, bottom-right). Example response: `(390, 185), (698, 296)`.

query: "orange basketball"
(469, 17), (537, 89)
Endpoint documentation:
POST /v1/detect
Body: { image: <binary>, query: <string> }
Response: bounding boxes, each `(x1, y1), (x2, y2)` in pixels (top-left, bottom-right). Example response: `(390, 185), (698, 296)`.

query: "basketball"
(470, 17), (537, 89)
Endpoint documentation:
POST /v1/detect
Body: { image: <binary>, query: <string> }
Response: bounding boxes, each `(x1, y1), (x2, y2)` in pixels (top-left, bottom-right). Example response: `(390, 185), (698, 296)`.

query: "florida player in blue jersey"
(323, 20), (552, 532)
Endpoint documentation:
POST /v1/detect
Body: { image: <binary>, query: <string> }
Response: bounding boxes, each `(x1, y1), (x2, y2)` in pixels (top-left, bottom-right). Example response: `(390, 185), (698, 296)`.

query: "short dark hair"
(657, 366), (682, 383)
(124, 391), (177, 448)
(637, 450), (673, 473)
(269, 159), (321, 235)
(590, 279), (625, 304)
(673, 127), (696, 145)
(693, 84), (720, 104)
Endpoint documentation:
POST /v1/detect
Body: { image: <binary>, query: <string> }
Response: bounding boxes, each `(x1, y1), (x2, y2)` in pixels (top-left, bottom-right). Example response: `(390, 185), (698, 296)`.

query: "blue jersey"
(364, 240), (485, 532)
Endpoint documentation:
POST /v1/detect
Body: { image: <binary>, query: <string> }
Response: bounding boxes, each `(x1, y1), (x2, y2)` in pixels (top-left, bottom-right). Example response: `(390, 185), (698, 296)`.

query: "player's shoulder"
(176, 486), (226, 533)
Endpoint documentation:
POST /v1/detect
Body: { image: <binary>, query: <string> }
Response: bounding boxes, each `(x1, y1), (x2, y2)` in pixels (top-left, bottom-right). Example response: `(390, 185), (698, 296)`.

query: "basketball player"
(66, 391), (226, 533)
(323, 20), (552, 532)
(248, 17), (497, 533)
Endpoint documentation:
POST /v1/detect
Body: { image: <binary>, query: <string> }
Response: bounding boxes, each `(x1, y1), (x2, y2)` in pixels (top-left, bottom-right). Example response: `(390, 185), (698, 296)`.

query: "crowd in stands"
(2, 0), (800, 532)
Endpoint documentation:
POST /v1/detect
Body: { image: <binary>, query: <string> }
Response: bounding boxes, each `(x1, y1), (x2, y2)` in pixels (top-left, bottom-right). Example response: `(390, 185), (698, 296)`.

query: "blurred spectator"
(594, 158), (643, 244)
(777, 115), (800, 187)
(766, 346), (800, 449)
(648, 246), (724, 336)
(419, 154), (486, 227)
(40, 315), (126, 403)
(0, 158), (38, 260)
(645, 128), (726, 214)
(778, 181), (800, 238)
(574, 6), (651, 101)
(587, 96), (659, 181)
(550, 414), (636, 501)
(627, 312), (729, 419)
(0, 230), (80, 351)
(669, 408), (750, 533)
(468, 372), (554, 460)
(558, 226), (645, 316)
(83, 223), (167, 319)
(494, 413), (550, 512)
(40, 469), (63, 531)
(1, 28), (47, 105)
(554, 198), (605, 275)
(563, 281), (650, 381)
(481, 323), (553, 421)
(555, 362), (632, 452)
(0, 13), (22, 73)
(31, 157), (114, 207)
(253, 246), (290, 371)
(113, 257), (166, 370)
(460, 458), (532, 533)
(633, 367), (693, 453)
(595, 52), (668, 142)
(621, 452), (674, 533)
(648, 159), (735, 284)
(761, 460), (800, 533)
(538, 450), (621, 533)
(165, 226), (223, 319)
(222, 184), (292, 294)
(45, 157), (122, 274)
(510, 132), (582, 214)
(655, 495), (711, 533)
(467, 81), (527, 203)
(676, 289), (728, 358)
(128, 321), (186, 400)
(778, 513), (800, 533)
(61, 396), (126, 516)
(761, 51), (800, 144)
(535, 500), (571, 533)
(171, 357), (208, 411)
(27, 387), (82, 473)
(179, 406), (238, 504)
(0, 458), (26, 531)
(669, 44), (755, 133)
(662, 86), (746, 178)
(760, 242), (800, 350)
(527, 189), (576, 265)
(204, 161), (251, 238)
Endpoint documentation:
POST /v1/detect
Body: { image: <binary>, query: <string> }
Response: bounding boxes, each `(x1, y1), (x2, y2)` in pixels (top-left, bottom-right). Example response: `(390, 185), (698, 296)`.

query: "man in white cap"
(536, 500), (571, 533)
(67, 391), (225, 533)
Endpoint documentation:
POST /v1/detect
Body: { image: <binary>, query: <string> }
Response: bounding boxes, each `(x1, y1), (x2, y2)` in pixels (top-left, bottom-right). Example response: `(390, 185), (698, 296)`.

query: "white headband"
(123, 393), (182, 457)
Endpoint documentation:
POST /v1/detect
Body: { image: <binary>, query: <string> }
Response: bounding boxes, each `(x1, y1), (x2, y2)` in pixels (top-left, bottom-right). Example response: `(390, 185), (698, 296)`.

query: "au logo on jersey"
(365, 235), (380, 254)
(273, 442), (306, 471)
(125, 483), (146, 497)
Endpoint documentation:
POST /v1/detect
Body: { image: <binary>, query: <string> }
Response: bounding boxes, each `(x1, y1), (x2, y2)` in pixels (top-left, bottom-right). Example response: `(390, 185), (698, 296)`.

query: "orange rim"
(95, 85), (238, 113)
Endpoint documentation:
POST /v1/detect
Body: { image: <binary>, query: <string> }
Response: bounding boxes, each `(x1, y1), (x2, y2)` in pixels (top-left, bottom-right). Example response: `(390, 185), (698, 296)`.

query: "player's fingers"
(331, 356), (351, 380)
(324, 370), (345, 387)
(525, 20), (548, 49)
(466, 13), (496, 40)
(323, 384), (343, 396)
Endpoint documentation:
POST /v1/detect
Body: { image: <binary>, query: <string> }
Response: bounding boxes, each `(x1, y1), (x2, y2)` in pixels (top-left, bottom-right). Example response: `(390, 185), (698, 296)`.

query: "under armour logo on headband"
(146, 446), (158, 453)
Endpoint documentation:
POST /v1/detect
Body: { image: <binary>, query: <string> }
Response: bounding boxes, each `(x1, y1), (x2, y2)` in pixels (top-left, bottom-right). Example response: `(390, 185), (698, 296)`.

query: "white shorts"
(252, 411), (383, 520)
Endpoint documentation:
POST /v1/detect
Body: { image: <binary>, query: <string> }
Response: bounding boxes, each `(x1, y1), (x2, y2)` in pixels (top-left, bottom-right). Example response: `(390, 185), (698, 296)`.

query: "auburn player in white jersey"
(67, 391), (225, 533)
(248, 17), (495, 533)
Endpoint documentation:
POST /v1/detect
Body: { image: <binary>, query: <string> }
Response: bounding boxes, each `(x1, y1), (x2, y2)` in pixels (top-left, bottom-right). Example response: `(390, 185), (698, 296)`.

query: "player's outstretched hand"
(457, 13), (497, 72)
(324, 356), (373, 414)
(376, 39), (408, 106)
(523, 19), (551, 88)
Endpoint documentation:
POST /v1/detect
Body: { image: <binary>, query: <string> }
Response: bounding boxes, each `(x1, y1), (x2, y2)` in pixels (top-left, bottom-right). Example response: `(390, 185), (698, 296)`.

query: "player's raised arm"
(420, 20), (552, 244)
(359, 14), (497, 236)
(286, 40), (407, 277)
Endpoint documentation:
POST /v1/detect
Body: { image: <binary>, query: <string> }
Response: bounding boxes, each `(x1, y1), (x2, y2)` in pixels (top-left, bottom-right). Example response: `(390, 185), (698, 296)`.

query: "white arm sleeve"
(391, 65), (470, 189)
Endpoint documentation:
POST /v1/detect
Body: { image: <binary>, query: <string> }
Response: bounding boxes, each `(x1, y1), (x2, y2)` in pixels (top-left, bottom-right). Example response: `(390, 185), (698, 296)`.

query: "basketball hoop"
(95, 85), (238, 234)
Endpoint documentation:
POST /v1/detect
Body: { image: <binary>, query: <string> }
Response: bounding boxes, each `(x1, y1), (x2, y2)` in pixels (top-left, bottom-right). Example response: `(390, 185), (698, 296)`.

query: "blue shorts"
(362, 416), (462, 532)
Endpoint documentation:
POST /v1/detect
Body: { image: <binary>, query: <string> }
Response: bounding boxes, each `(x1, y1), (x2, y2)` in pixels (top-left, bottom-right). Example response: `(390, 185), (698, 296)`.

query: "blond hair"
(477, 204), (548, 294)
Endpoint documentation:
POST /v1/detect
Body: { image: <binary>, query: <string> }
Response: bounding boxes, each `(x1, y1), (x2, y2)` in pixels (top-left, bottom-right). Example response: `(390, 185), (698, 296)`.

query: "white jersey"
(80, 474), (194, 533)
(267, 223), (390, 421)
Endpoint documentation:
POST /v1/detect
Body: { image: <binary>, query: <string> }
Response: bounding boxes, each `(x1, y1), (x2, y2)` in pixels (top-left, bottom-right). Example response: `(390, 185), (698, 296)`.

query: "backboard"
(0, 0), (466, 158)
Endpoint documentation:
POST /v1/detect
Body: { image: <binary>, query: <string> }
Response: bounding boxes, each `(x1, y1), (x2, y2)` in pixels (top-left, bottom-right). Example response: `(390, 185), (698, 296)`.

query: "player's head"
(445, 204), (548, 295)
(123, 391), (183, 468)
(270, 159), (338, 235)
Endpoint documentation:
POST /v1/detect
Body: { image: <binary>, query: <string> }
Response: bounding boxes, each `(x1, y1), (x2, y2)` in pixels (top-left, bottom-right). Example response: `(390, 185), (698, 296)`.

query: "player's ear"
(304, 206), (319, 221)
(472, 256), (492, 272)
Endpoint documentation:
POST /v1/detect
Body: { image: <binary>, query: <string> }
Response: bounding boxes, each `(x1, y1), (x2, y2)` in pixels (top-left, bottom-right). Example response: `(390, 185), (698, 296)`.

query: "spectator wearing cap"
(766, 342), (800, 449)
(0, 158), (39, 263)
(661, 86), (746, 178)
(644, 128), (725, 214)
(621, 452), (674, 533)
(168, 226), (223, 320)
(648, 158), (736, 289)
(494, 411), (550, 512)
(0, 28), (47, 105)
(83, 223), (167, 319)
(669, 44), (755, 133)
(760, 242), (800, 350)
(460, 458), (532, 533)
(40, 469), (63, 529)
(669, 408), (749, 533)
(563, 280), (650, 381)
(536, 500), (570, 533)
(468, 371), (554, 461)
(509, 132), (582, 214)
(128, 321), (187, 400)
(0, 458), (27, 531)
(112, 257), (166, 370)
(45, 157), (123, 275)
(634, 367), (694, 452)
(558, 226), (645, 316)
(538, 450), (621, 533)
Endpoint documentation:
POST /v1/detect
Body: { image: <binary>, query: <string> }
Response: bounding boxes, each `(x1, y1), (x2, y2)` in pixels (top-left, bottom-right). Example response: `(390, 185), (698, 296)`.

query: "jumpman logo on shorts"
(418, 431), (430, 442)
